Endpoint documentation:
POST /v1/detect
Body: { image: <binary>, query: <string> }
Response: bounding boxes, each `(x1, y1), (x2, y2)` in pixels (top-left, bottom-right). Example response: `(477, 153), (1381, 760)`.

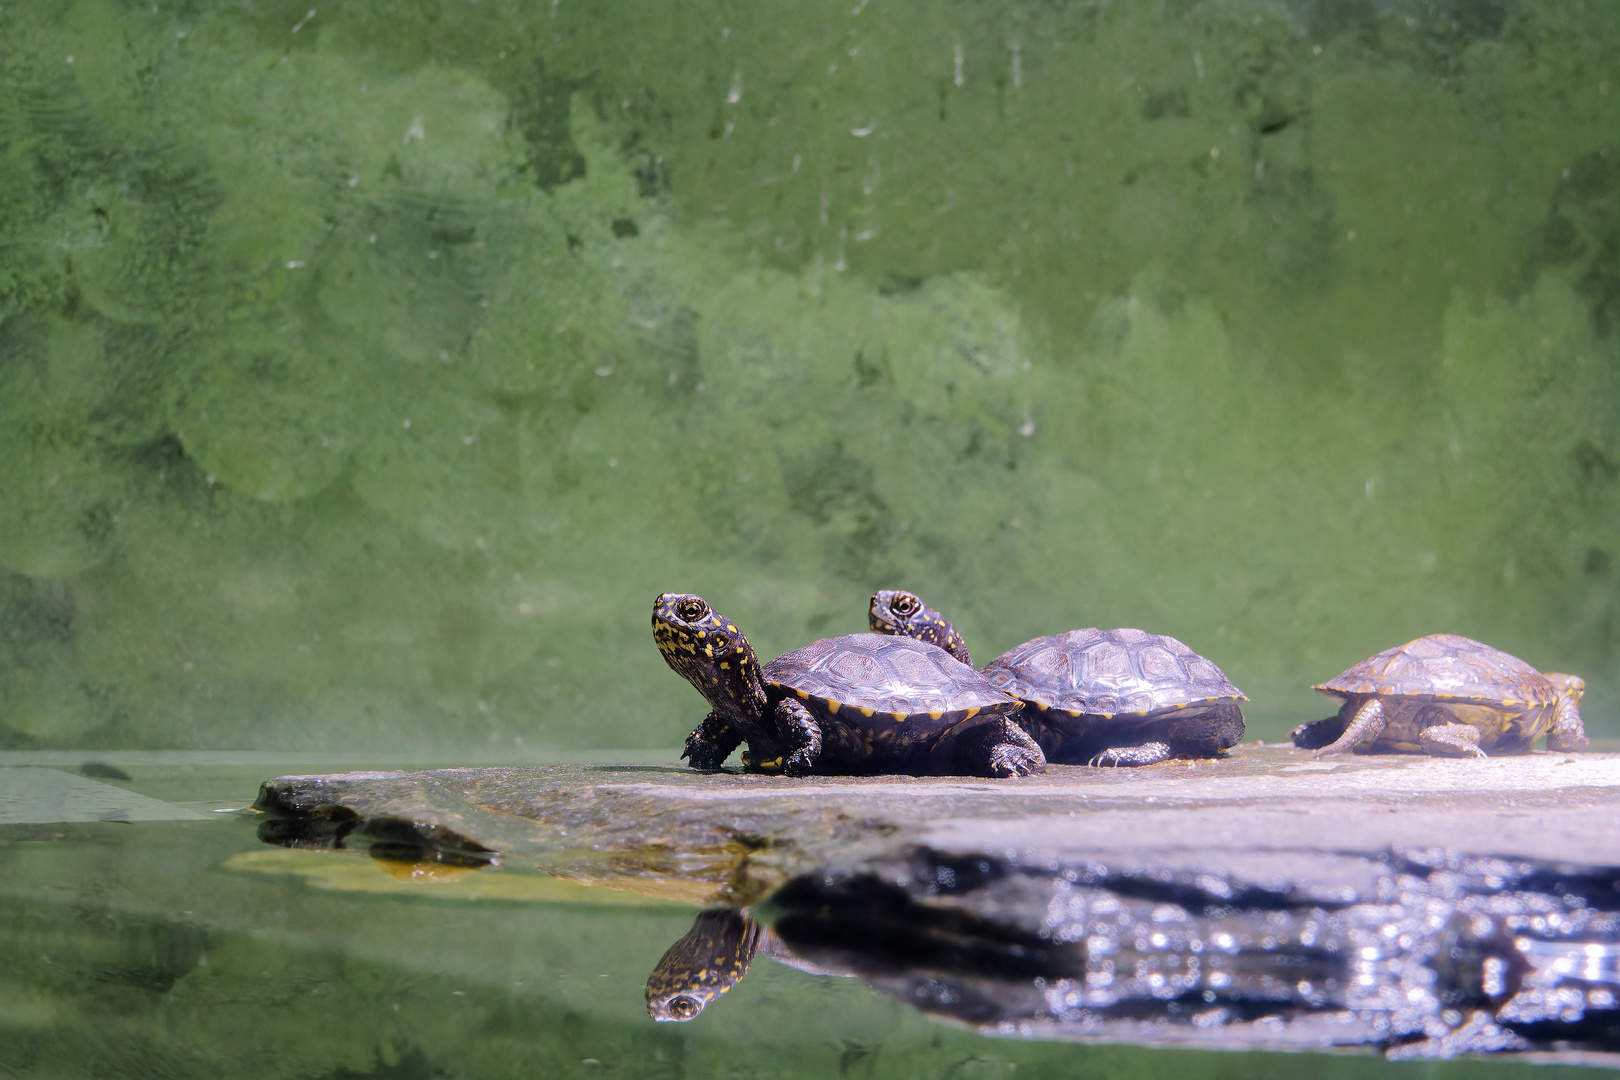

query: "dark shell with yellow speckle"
(763, 633), (1020, 757)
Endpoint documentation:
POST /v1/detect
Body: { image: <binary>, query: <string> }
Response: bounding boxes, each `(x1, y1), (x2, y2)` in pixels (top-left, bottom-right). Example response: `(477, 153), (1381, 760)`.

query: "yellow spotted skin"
(869, 590), (974, 665)
(646, 909), (762, 1022)
(654, 594), (1043, 777)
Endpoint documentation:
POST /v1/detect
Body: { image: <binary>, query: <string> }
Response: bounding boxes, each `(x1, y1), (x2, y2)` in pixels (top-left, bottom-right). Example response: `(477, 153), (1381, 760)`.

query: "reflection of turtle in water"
(646, 909), (846, 1021)
(1292, 634), (1588, 758)
(653, 593), (1044, 777)
(869, 590), (1245, 766)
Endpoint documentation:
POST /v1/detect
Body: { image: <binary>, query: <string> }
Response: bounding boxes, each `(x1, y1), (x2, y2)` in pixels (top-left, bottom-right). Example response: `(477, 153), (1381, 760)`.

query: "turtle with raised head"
(653, 593), (1044, 777)
(869, 590), (1245, 766)
(1291, 634), (1588, 758)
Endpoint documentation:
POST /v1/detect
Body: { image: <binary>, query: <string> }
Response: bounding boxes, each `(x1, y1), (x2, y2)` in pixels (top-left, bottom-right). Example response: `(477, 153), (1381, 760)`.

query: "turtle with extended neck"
(868, 590), (1244, 766)
(653, 593), (1044, 777)
(1291, 634), (1588, 758)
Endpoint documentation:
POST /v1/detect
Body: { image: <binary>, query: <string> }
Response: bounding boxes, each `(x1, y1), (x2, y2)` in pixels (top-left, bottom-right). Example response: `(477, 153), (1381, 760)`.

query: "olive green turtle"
(1291, 634), (1588, 758)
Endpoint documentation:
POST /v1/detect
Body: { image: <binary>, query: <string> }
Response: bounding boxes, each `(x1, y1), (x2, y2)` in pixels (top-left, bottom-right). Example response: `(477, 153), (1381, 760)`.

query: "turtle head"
(1545, 672), (1585, 703)
(645, 909), (762, 1022)
(1544, 672), (1590, 751)
(653, 593), (768, 720)
(868, 589), (973, 666)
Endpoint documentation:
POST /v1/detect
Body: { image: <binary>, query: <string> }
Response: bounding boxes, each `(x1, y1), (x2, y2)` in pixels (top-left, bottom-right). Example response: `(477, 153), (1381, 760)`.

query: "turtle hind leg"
(683, 712), (743, 772)
(951, 719), (1046, 777)
(1315, 698), (1385, 758)
(1418, 722), (1486, 758)
(1090, 741), (1172, 767)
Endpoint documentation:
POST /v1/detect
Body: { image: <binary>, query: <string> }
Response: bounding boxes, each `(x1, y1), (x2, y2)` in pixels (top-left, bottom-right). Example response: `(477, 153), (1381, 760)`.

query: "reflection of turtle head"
(653, 593), (768, 722)
(868, 590), (972, 666)
(646, 909), (762, 1022)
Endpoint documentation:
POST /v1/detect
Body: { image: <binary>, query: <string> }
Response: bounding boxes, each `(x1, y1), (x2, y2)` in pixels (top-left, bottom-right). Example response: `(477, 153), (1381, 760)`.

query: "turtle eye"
(891, 593), (919, 618)
(670, 996), (699, 1020)
(676, 598), (707, 622)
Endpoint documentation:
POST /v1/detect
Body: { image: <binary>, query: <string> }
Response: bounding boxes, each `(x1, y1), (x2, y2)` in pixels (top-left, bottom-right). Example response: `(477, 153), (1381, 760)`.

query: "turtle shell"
(981, 627), (1245, 717)
(763, 633), (1017, 734)
(1315, 634), (1557, 706)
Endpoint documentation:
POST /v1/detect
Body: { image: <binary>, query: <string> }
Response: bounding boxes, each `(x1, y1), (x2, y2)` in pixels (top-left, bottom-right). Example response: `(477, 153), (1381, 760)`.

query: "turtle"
(1290, 634), (1589, 758)
(653, 593), (1045, 777)
(869, 589), (974, 665)
(869, 590), (1246, 766)
(646, 908), (853, 1022)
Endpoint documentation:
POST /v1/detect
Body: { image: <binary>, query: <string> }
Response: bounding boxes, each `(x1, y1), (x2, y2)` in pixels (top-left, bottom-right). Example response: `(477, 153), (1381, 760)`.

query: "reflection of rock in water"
(763, 847), (1620, 1059)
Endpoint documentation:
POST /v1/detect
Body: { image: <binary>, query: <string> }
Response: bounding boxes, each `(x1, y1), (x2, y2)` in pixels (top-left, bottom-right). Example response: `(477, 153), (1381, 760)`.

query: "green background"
(2, 0), (1617, 754)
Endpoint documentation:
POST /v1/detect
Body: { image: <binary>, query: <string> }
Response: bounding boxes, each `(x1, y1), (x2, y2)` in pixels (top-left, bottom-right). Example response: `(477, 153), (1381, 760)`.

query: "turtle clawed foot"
(1089, 742), (1173, 767)
(1548, 732), (1590, 753)
(779, 749), (817, 777)
(681, 743), (729, 773)
(985, 743), (1045, 778)
(1418, 722), (1487, 759)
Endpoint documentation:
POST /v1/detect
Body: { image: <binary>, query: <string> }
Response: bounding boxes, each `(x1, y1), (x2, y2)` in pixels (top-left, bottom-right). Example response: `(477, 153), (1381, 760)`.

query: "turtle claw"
(779, 749), (817, 777)
(682, 713), (742, 772)
(986, 742), (1045, 778)
(1089, 742), (1173, 767)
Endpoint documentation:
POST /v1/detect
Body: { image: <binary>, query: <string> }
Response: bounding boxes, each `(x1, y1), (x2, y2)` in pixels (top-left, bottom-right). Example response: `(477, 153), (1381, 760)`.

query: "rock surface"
(255, 746), (1620, 1058)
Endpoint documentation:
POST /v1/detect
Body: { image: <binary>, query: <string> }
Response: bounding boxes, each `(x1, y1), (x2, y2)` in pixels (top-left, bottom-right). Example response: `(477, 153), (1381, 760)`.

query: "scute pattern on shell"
(764, 633), (1013, 717)
(1316, 634), (1556, 705)
(982, 628), (1244, 716)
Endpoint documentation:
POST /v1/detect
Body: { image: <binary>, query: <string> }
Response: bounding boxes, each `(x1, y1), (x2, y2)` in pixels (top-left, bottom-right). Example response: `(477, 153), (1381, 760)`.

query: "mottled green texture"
(0, 1), (1616, 751)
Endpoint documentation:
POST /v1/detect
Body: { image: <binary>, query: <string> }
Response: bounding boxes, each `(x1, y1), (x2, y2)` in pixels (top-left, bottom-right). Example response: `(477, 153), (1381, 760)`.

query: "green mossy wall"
(1, 1), (1616, 751)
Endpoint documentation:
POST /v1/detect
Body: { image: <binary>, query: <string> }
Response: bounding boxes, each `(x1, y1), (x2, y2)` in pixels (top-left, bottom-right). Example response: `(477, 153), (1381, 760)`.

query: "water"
(2, 756), (1617, 1078)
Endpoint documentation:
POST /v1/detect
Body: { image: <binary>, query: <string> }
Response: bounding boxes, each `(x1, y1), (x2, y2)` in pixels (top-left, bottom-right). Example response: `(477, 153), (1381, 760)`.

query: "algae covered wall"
(1, 0), (1616, 752)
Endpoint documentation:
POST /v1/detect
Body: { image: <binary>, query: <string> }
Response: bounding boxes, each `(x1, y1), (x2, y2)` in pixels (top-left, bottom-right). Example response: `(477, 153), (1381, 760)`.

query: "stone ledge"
(252, 747), (1620, 905)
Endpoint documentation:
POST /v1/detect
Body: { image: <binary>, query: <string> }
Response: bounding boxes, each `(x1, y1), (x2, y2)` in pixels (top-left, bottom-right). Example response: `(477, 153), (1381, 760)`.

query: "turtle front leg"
(682, 712), (743, 772)
(769, 697), (823, 777)
(1315, 697), (1385, 758)
(1418, 722), (1486, 758)
(1090, 741), (1172, 767)
(952, 718), (1047, 777)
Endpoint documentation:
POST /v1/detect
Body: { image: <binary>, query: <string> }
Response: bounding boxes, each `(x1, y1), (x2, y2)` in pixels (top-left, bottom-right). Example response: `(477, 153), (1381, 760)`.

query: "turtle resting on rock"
(869, 590), (1245, 766)
(1291, 634), (1588, 758)
(653, 593), (1044, 777)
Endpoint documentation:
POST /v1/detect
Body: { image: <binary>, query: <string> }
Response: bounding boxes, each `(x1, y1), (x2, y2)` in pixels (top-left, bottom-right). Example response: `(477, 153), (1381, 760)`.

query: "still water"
(2, 755), (1616, 1079)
